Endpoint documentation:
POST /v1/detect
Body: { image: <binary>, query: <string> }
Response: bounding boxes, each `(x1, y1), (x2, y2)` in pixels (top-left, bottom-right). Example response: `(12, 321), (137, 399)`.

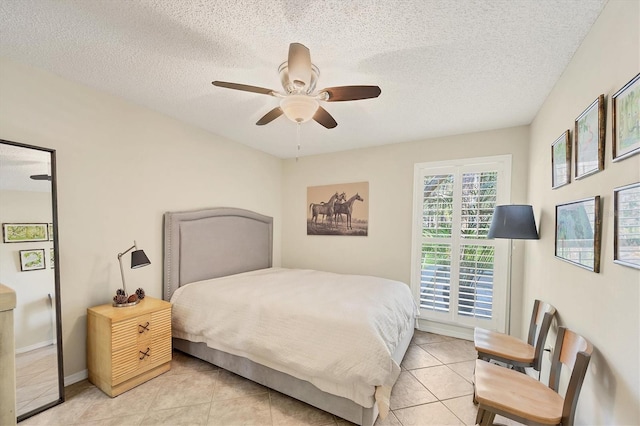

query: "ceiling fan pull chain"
(296, 122), (301, 162)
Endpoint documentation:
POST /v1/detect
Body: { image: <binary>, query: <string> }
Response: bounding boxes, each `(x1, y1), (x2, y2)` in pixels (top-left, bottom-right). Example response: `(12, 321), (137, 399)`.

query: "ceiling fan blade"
(321, 85), (382, 102)
(256, 107), (284, 125)
(313, 106), (338, 129)
(288, 43), (311, 89)
(212, 81), (274, 96)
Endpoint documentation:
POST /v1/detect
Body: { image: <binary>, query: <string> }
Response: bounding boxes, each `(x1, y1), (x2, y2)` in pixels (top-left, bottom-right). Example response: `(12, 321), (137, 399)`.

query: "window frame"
(410, 155), (512, 334)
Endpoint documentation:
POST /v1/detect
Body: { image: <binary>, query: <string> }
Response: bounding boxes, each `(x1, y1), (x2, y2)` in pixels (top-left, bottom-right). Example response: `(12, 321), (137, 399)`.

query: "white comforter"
(170, 268), (416, 410)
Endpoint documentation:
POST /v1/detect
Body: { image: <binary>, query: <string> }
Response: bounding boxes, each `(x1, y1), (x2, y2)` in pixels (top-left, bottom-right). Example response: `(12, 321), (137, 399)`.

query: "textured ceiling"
(0, 0), (607, 158)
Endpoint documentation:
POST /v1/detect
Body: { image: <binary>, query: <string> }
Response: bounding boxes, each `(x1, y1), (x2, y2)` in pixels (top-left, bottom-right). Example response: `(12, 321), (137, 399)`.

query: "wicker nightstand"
(87, 297), (171, 397)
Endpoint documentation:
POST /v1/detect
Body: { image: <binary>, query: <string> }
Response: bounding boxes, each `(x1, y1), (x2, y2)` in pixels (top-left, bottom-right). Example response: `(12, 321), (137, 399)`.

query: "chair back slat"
(562, 351), (592, 426)
(528, 300), (556, 346)
(532, 311), (554, 371)
(549, 327), (593, 391)
(559, 328), (592, 370)
(526, 299), (541, 345)
(527, 300), (556, 370)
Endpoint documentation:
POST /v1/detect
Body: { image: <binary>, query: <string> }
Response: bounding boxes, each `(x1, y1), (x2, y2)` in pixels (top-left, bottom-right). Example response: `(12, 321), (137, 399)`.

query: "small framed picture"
(19, 249), (46, 271)
(612, 73), (640, 162)
(614, 182), (640, 269)
(3, 223), (49, 243)
(48, 223), (54, 241)
(551, 130), (571, 189)
(555, 196), (601, 272)
(574, 95), (605, 179)
(50, 248), (55, 269)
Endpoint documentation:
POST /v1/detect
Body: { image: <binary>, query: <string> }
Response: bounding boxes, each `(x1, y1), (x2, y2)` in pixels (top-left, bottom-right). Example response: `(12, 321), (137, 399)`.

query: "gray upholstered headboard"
(163, 207), (273, 301)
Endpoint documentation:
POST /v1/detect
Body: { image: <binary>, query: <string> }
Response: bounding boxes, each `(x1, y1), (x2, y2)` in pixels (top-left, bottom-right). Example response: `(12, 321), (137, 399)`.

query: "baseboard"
(64, 369), (88, 386)
(416, 318), (474, 341)
(15, 340), (55, 354)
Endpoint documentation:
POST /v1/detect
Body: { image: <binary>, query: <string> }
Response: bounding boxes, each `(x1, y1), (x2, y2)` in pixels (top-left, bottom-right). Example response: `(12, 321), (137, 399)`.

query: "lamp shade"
(280, 95), (319, 123)
(488, 205), (539, 240)
(130, 249), (151, 269)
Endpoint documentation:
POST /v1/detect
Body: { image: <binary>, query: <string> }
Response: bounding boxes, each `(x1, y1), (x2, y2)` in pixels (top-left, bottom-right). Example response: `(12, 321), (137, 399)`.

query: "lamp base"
(112, 299), (140, 308)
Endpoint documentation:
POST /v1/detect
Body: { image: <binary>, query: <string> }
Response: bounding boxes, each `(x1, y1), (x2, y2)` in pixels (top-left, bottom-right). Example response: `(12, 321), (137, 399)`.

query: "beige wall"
(0, 58), (283, 380)
(525, 1), (640, 424)
(0, 191), (55, 350)
(282, 126), (531, 335)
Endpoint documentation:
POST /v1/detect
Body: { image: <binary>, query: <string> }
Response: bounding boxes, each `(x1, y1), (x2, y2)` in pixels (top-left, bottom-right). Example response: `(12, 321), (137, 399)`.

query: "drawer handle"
(139, 347), (150, 360)
(138, 322), (150, 333)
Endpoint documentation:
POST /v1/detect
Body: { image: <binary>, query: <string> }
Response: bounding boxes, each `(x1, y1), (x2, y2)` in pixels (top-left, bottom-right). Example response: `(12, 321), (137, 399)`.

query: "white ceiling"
(0, 0), (607, 159)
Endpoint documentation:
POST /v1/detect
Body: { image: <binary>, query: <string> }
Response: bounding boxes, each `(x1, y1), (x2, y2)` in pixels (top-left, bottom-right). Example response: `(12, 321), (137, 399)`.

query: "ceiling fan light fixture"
(280, 95), (319, 124)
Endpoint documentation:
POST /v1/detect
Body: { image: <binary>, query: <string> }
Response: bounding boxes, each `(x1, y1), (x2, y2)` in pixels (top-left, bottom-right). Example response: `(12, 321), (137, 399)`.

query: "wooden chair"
(474, 299), (556, 374)
(474, 326), (593, 426)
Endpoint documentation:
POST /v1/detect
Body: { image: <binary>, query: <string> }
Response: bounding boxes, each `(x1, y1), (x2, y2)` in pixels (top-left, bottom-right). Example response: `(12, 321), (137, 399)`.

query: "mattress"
(170, 267), (416, 412)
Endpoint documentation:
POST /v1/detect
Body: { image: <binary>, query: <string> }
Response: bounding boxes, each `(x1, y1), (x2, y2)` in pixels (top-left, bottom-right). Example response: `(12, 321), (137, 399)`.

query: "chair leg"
(477, 407), (496, 426)
(472, 361), (478, 404)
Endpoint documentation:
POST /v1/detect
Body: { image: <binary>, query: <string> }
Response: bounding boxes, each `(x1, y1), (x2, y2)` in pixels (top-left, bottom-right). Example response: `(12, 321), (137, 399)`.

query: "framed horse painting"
(307, 182), (369, 236)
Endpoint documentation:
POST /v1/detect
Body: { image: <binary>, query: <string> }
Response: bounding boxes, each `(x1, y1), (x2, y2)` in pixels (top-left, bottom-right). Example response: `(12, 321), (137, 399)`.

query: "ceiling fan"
(212, 43), (381, 129)
(30, 174), (51, 181)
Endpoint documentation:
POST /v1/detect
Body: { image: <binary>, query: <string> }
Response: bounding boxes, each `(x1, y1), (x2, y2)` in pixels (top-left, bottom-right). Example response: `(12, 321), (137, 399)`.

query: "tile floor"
(20, 331), (518, 425)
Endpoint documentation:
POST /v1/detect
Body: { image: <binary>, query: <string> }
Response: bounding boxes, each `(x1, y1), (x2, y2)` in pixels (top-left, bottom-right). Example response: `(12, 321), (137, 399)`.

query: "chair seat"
(474, 327), (535, 364)
(475, 359), (563, 425)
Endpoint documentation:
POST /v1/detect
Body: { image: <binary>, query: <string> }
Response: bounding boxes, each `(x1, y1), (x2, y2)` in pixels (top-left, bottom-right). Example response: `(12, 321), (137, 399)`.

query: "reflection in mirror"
(0, 140), (64, 421)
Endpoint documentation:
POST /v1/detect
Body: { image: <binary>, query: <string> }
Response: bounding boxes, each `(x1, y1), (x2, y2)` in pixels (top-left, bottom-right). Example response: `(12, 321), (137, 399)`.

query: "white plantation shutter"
(460, 172), (498, 239)
(420, 243), (452, 312)
(458, 172), (497, 319)
(412, 156), (511, 333)
(419, 175), (454, 313)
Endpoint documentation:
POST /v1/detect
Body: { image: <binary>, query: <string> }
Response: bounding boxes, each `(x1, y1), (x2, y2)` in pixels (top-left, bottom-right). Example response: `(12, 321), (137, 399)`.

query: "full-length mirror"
(0, 139), (64, 421)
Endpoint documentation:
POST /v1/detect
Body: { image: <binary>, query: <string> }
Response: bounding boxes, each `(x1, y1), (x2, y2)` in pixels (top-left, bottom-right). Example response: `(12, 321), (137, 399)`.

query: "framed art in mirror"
(612, 73), (640, 162)
(2, 223), (49, 242)
(574, 94), (605, 179)
(19, 249), (46, 271)
(614, 182), (640, 269)
(555, 196), (601, 272)
(551, 130), (571, 189)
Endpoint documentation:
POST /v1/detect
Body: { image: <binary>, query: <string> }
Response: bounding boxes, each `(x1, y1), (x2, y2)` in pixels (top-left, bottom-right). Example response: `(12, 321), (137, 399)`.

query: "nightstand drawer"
(112, 314), (151, 349)
(112, 335), (172, 385)
(111, 309), (171, 350)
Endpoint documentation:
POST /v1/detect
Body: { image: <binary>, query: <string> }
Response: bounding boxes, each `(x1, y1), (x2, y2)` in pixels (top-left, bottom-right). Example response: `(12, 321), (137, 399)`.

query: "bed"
(163, 207), (415, 426)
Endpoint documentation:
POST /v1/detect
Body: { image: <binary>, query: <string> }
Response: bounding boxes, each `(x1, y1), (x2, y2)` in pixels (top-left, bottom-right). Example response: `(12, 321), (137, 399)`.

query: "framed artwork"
(19, 249), (46, 271)
(555, 196), (601, 272)
(307, 181), (369, 236)
(551, 130), (571, 189)
(614, 182), (640, 269)
(2, 223), (49, 243)
(574, 94), (605, 179)
(48, 223), (54, 241)
(50, 248), (55, 269)
(612, 73), (640, 162)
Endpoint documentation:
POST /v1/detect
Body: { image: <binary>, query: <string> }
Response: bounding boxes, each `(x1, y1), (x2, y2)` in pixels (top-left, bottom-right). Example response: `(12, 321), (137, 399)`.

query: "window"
(411, 155), (511, 333)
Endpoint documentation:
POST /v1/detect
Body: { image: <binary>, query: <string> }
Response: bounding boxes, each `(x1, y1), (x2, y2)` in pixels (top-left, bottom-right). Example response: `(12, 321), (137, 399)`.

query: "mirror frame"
(1, 139), (64, 421)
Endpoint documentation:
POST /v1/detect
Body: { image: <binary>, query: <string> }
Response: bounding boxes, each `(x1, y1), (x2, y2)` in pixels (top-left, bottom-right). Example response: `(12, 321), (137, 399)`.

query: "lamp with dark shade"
(116, 240), (150, 306)
(488, 205), (539, 240)
(488, 205), (538, 334)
